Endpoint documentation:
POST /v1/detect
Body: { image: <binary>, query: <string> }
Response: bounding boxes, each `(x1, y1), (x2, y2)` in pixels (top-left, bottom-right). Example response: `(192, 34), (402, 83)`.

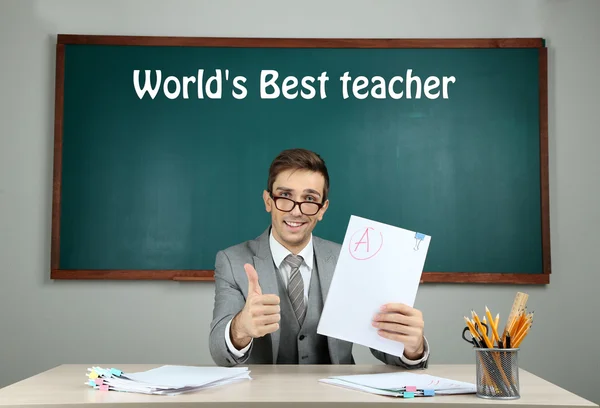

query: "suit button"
(299, 335), (306, 340)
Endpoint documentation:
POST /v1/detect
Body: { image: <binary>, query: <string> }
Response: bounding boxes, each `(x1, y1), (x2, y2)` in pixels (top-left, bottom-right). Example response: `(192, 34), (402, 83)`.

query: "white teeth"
(286, 221), (302, 227)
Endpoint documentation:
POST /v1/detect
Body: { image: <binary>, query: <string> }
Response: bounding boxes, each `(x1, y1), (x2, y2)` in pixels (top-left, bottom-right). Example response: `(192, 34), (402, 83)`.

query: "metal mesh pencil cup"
(474, 348), (520, 399)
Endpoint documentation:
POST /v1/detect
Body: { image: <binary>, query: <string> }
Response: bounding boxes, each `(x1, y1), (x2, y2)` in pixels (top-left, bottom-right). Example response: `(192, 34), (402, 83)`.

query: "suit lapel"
(252, 228), (280, 363)
(314, 240), (335, 305)
(313, 238), (341, 364)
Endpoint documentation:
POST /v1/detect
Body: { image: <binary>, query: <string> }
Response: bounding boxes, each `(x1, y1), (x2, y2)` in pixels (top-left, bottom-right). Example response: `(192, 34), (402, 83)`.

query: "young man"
(209, 148), (429, 367)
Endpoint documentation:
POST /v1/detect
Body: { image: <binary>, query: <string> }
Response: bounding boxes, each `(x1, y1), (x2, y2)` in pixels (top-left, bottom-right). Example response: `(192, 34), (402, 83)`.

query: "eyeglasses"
(269, 193), (324, 216)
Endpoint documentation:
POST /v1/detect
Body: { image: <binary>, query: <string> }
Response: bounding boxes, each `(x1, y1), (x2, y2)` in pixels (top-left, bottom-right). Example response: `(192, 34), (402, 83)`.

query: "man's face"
(263, 168), (329, 254)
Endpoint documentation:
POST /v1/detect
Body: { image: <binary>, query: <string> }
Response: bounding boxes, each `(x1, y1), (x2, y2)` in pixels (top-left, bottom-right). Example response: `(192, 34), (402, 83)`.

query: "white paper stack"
(85, 365), (251, 396)
(320, 372), (476, 398)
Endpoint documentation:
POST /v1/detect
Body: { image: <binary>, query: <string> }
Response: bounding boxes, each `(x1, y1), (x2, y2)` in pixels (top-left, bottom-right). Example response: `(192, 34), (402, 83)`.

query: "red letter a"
(354, 228), (371, 252)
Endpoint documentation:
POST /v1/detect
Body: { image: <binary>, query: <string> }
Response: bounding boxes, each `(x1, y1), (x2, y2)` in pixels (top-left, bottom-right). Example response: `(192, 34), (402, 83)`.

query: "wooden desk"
(0, 364), (596, 408)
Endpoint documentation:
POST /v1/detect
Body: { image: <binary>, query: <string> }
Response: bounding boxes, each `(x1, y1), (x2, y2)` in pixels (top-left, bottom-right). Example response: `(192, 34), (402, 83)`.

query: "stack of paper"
(320, 372), (476, 398)
(85, 365), (251, 396)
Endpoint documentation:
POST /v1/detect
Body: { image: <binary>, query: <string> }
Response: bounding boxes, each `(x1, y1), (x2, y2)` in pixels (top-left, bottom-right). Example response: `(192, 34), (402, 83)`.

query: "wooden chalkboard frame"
(51, 35), (550, 284)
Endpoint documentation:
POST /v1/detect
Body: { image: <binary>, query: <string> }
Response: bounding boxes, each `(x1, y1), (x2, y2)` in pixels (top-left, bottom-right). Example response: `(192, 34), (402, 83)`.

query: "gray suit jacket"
(209, 227), (429, 368)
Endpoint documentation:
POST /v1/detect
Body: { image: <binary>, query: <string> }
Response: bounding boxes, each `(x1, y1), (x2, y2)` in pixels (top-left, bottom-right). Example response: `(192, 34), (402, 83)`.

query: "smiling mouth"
(284, 220), (306, 228)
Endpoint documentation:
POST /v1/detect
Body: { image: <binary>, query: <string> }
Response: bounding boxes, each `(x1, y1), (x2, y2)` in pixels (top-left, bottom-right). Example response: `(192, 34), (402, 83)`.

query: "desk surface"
(0, 364), (596, 408)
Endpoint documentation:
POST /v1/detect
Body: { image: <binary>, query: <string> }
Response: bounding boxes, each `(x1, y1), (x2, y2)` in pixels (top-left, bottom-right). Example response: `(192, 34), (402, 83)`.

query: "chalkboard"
(50, 35), (550, 284)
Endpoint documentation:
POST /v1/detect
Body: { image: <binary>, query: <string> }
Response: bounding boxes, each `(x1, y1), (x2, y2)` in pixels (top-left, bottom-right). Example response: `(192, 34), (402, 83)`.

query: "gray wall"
(1, 0), (598, 404)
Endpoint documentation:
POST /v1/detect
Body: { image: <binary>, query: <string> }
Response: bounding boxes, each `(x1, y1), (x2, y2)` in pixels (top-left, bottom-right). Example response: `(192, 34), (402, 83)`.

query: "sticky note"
(99, 384), (109, 391)
(403, 392), (415, 398)
(423, 389), (435, 396)
(406, 385), (417, 392)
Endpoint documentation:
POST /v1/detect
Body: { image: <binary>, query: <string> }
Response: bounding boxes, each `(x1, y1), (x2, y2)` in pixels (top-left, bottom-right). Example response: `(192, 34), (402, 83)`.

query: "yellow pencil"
(464, 317), (478, 336)
(485, 306), (500, 345)
(513, 312), (534, 347)
(513, 326), (531, 347)
(502, 292), (528, 342)
(472, 310), (493, 348)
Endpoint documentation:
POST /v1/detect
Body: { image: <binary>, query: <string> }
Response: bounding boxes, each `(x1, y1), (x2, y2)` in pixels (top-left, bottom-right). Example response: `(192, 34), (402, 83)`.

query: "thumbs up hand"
(230, 264), (281, 349)
(246, 263), (263, 296)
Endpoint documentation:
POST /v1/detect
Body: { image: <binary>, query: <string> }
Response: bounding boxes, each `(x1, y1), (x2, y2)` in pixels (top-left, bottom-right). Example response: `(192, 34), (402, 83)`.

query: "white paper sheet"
(320, 372), (476, 396)
(317, 215), (431, 357)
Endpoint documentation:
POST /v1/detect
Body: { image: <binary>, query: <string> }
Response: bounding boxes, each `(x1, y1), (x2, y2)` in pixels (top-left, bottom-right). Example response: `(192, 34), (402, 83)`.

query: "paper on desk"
(85, 365), (251, 395)
(320, 372), (476, 396)
(124, 365), (249, 388)
(320, 378), (404, 397)
(317, 215), (431, 357)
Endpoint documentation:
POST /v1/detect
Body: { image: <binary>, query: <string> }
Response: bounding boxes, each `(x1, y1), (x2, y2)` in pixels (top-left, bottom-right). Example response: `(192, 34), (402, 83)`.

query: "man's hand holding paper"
(373, 303), (425, 359)
(317, 215), (431, 359)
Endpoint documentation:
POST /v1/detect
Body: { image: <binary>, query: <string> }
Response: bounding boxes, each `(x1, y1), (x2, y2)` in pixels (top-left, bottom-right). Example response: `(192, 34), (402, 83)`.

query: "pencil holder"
(474, 348), (520, 400)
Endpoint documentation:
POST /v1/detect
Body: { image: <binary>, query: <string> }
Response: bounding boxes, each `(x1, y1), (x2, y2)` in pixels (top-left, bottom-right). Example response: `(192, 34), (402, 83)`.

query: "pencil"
(485, 306), (500, 345)
(513, 313), (534, 347)
(472, 312), (514, 394)
(512, 321), (528, 345)
(513, 325), (531, 347)
(464, 317), (479, 339)
(502, 292), (528, 343)
(472, 310), (493, 348)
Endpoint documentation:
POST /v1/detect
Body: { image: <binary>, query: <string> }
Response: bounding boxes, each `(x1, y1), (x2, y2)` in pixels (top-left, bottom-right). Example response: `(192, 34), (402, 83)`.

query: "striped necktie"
(284, 254), (306, 326)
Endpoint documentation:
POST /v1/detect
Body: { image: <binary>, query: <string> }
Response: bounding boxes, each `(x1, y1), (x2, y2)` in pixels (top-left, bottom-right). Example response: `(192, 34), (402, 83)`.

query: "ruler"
(502, 292), (528, 341)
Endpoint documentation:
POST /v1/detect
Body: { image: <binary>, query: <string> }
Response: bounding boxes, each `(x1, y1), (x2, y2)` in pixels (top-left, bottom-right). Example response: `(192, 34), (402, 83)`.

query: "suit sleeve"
(209, 250), (253, 367)
(369, 336), (430, 369)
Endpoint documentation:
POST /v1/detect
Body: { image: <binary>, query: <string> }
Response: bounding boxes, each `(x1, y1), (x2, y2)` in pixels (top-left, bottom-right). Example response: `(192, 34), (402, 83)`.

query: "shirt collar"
(269, 230), (314, 270)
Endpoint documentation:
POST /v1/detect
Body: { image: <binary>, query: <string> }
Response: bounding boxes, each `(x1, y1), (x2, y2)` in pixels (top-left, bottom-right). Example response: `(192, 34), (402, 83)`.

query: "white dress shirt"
(224, 231), (429, 365)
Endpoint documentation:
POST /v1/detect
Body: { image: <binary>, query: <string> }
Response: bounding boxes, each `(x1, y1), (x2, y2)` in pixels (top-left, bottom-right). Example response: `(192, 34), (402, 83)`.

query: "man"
(209, 148), (429, 367)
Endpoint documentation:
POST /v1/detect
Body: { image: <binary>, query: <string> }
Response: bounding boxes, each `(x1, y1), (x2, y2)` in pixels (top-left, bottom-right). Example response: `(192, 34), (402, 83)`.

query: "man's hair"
(267, 148), (330, 202)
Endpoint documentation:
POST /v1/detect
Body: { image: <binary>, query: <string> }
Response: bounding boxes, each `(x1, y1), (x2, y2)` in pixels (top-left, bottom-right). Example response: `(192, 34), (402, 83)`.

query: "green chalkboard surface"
(51, 36), (550, 283)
